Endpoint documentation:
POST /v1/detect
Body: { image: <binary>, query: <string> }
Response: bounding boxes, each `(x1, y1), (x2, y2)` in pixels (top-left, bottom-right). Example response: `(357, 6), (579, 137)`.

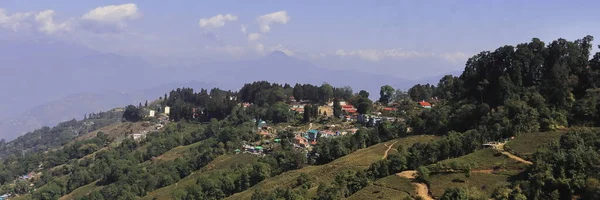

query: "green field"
(150, 141), (204, 163)
(425, 147), (530, 199)
(429, 148), (529, 171)
(348, 174), (415, 200)
(428, 171), (516, 199)
(374, 175), (415, 196)
(504, 130), (566, 160)
(142, 154), (259, 200)
(226, 135), (438, 200)
(347, 185), (412, 200)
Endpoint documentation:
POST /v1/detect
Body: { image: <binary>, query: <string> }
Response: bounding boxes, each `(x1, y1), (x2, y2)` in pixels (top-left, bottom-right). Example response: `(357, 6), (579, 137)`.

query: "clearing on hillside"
(425, 148), (529, 199)
(428, 171), (517, 199)
(142, 154), (259, 200)
(429, 148), (529, 171)
(225, 135), (438, 200)
(504, 130), (566, 160)
(348, 175), (414, 199)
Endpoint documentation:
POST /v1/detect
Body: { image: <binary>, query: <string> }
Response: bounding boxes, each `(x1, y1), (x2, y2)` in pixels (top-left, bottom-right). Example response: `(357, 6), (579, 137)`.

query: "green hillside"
(226, 135), (437, 200)
(3, 35), (600, 199)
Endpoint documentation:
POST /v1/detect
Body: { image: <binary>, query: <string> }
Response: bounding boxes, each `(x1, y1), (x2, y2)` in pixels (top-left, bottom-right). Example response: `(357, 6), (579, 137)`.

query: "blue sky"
(1, 0), (599, 79)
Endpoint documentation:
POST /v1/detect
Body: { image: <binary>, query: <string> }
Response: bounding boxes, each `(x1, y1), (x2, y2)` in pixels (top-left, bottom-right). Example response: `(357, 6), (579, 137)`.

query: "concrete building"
(164, 106), (171, 114)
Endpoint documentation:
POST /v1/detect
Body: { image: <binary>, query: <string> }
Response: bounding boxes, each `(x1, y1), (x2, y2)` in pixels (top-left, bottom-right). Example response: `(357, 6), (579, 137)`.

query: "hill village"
(128, 96), (435, 158)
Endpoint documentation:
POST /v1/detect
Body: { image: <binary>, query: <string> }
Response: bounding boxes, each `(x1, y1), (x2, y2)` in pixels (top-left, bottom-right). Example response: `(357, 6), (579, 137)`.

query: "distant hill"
(0, 81), (216, 141)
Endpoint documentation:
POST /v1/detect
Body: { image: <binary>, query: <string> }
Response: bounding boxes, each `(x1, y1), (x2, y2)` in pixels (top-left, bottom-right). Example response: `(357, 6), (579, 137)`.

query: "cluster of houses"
(131, 105), (172, 141)
(291, 128), (358, 148)
(237, 144), (266, 156)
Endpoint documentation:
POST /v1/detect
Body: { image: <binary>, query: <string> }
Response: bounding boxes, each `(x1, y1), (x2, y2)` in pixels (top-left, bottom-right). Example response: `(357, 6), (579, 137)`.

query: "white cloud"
(81, 3), (140, 23)
(240, 24), (247, 34)
(272, 44), (294, 56)
(0, 8), (34, 31)
(35, 10), (70, 34)
(256, 11), (290, 33)
(335, 49), (431, 61)
(247, 33), (262, 41)
(440, 52), (471, 63)
(79, 3), (141, 33)
(199, 14), (238, 29)
(256, 43), (265, 52)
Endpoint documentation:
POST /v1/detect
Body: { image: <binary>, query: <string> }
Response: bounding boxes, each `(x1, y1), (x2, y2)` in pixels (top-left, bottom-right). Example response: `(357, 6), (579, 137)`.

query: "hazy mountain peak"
(266, 51), (290, 59)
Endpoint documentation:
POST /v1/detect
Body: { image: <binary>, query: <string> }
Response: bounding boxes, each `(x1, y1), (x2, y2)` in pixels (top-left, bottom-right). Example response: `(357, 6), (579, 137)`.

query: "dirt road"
(382, 141), (398, 160)
(415, 183), (434, 200)
(496, 143), (533, 165)
(396, 170), (434, 200)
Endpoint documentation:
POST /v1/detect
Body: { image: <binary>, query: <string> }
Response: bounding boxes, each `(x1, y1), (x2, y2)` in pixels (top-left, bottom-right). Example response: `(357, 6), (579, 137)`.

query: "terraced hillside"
(226, 135), (438, 200)
(142, 154), (259, 200)
(504, 130), (567, 160)
(347, 175), (414, 200)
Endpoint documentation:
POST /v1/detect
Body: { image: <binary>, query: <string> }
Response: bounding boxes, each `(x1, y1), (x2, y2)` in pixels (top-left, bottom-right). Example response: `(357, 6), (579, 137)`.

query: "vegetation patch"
(347, 185), (411, 200)
(428, 148), (528, 172)
(504, 130), (567, 160)
(428, 171), (515, 199)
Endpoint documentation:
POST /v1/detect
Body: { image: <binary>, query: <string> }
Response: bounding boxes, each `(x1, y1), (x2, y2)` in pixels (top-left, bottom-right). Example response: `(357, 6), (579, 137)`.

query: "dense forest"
(1, 35), (600, 199)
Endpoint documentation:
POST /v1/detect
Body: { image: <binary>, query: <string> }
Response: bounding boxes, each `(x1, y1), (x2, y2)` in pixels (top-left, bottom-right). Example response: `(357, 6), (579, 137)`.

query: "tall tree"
(333, 98), (342, 117)
(358, 90), (370, 99)
(379, 85), (395, 104)
(319, 83), (334, 103)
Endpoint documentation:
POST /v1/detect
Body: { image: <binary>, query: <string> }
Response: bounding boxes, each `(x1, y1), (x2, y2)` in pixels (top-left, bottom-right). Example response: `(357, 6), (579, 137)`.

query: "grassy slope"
(504, 130), (566, 160)
(141, 154), (259, 200)
(347, 185), (410, 200)
(348, 175), (414, 200)
(430, 148), (529, 171)
(59, 180), (103, 200)
(148, 141), (204, 163)
(226, 135), (438, 200)
(426, 148), (528, 199)
(428, 171), (516, 199)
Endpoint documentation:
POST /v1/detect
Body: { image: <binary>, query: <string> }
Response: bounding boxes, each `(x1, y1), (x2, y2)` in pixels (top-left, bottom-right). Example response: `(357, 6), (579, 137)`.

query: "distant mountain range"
(0, 40), (460, 141)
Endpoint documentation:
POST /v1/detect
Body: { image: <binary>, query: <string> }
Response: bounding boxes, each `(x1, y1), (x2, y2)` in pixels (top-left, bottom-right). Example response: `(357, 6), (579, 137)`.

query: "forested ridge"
(1, 36), (600, 199)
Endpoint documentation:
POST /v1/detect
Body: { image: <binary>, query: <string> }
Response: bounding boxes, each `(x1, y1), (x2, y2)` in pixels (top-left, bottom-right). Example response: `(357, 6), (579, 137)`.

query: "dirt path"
(397, 170), (417, 179)
(382, 141), (399, 160)
(414, 183), (434, 200)
(501, 151), (533, 165)
(471, 169), (494, 174)
(396, 170), (434, 200)
(496, 143), (533, 165)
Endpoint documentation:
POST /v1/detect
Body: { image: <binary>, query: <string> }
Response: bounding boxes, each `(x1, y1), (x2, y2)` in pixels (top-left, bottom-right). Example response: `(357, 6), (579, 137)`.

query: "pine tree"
(145, 100), (148, 108)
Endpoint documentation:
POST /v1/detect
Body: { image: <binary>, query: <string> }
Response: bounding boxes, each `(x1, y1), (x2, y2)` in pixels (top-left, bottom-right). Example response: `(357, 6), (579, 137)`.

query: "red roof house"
(419, 101), (432, 108)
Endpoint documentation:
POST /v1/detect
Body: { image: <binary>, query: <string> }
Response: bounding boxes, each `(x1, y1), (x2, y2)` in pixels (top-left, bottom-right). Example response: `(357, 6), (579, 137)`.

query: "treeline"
(407, 36), (600, 138)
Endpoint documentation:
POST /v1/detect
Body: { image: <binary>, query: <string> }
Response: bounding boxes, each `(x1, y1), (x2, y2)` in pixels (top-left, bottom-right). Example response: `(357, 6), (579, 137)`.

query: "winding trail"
(496, 143), (533, 165)
(382, 141), (399, 160)
(396, 170), (434, 200)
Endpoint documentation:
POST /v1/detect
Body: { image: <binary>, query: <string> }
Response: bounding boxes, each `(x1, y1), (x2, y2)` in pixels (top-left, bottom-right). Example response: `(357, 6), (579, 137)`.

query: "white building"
(164, 106), (170, 114)
(149, 110), (155, 117)
(132, 131), (148, 141)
